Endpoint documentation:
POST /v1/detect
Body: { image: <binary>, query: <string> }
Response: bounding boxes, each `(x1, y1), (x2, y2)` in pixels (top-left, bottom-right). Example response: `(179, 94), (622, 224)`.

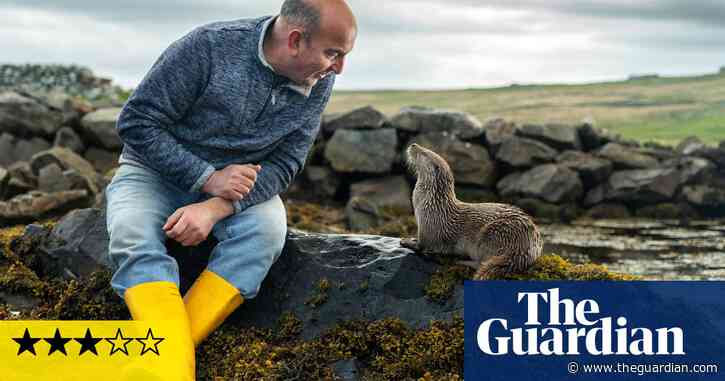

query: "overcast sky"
(2, 0), (725, 90)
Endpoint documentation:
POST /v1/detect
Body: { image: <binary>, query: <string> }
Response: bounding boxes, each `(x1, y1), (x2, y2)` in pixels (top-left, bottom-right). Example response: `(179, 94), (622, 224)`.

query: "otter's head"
(405, 143), (455, 187)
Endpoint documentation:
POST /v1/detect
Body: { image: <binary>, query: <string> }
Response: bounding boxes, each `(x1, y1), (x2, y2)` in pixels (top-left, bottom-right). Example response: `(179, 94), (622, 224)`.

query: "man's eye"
(327, 51), (339, 59)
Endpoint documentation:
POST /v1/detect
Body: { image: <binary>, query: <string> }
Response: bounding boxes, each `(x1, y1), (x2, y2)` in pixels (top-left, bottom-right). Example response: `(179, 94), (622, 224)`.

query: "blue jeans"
(105, 164), (287, 299)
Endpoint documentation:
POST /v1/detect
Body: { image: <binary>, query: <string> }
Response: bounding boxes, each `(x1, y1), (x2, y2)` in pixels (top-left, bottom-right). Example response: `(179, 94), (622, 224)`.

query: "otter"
(401, 143), (543, 279)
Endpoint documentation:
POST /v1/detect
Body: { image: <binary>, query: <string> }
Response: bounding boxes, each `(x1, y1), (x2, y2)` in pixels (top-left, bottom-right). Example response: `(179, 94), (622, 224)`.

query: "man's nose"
(331, 56), (345, 75)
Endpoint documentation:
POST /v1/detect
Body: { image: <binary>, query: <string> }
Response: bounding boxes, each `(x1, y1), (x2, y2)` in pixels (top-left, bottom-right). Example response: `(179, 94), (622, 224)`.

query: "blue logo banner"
(464, 281), (724, 380)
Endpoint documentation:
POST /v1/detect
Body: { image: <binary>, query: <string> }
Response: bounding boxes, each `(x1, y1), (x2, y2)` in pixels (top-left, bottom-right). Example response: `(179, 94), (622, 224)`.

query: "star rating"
(136, 328), (165, 356)
(44, 328), (72, 356)
(13, 328), (41, 356)
(75, 328), (103, 356)
(10, 328), (165, 357)
(105, 328), (134, 356)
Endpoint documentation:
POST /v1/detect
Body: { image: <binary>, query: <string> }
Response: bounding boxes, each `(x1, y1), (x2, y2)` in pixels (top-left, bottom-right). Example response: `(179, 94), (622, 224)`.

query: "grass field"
(325, 71), (725, 146)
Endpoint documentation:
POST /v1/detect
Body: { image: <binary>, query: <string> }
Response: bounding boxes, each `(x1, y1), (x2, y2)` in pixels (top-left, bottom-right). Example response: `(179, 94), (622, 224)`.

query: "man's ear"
(288, 30), (304, 56)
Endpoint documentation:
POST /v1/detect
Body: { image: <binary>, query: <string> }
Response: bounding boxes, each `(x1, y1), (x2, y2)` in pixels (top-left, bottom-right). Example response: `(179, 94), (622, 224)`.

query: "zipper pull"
(271, 91), (276, 105)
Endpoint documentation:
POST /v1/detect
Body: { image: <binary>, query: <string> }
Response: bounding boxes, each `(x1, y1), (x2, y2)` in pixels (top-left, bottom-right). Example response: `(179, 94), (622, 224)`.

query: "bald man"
(106, 1), (356, 378)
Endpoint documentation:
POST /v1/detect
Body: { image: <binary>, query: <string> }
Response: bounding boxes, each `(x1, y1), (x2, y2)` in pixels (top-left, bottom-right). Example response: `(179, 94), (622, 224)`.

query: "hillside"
(326, 71), (725, 146)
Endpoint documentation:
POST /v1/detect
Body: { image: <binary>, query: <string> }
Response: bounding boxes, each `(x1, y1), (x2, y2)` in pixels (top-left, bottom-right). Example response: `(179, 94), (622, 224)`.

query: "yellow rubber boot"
(183, 270), (243, 347)
(124, 281), (196, 381)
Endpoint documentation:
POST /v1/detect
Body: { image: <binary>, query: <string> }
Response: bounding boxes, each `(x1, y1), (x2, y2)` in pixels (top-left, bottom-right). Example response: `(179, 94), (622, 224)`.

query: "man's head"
(273, 0), (357, 87)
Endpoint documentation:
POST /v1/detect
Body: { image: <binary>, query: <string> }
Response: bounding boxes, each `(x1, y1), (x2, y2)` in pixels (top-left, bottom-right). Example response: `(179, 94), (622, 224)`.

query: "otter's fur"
(403, 143), (543, 279)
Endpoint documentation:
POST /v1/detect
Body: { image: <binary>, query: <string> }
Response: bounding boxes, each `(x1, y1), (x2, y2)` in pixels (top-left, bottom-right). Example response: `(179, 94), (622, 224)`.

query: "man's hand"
(202, 164), (261, 201)
(163, 197), (234, 246)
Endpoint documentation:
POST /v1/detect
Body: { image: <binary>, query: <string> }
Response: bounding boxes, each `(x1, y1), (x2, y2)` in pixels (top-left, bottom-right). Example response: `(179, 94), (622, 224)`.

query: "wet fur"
(404, 143), (543, 279)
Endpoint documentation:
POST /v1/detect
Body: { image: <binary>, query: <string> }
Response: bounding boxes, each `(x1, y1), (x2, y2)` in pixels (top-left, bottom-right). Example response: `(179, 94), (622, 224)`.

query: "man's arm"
(116, 27), (217, 192)
(231, 78), (335, 214)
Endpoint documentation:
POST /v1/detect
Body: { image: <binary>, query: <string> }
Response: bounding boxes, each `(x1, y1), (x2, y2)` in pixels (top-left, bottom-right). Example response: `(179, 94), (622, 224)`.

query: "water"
(541, 219), (725, 280)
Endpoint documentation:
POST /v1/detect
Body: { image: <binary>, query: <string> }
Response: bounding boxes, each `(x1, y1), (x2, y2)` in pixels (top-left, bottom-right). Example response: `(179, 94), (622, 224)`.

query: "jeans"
(105, 164), (287, 299)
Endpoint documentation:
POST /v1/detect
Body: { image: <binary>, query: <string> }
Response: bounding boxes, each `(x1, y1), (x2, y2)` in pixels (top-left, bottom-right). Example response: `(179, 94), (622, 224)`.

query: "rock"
(322, 106), (386, 134)
(497, 164), (583, 203)
(556, 150), (613, 190)
(676, 136), (705, 155)
(688, 146), (725, 169)
(583, 204), (631, 219)
(594, 168), (681, 205)
(455, 186), (498, 203)
(302, 165), (340, 198)
(4, 178), (35, 200)
(682, 185), (725, 207)
(7, 161), (37, 187)
(494, 137), (558, 168)
(514, 198), (578, 222)
(0, 133), (52, 167)
(349, 176), (412, 213)
(37, 163), (73, 193)
(390, 106), (484, 139)
(596, 143), (659, 169)
(662, 156), (716, 186)
(324, 129), (397, 173)
(80, 107), (123, 150)
(635, 203), (700, 220)
(577, 123), (617, 151)
(53, 126), (85, 154)
(30, 147), (100, 195)
(83, 147), (119, 174)
(483, 118), (517, 154)
(0, 190), (90, 226)
(345, 196), (382, 231)
(0, 91), (64, 138)
(411, 133), (497, 187)
(516, 123), (581, 150)
(0, 167), (8, 199)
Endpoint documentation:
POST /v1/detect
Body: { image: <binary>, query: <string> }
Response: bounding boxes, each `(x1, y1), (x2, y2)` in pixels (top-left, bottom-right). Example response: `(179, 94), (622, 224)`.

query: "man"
(106, 0), (356, 379)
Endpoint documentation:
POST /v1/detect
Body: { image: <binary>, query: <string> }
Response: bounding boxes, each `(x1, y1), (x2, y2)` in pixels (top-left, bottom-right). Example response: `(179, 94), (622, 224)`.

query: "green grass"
(325, 72), (725, 146)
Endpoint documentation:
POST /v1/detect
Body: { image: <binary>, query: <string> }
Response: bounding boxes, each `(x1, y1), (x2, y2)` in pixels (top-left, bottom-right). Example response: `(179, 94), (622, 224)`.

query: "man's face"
(290, 26), (356, 87)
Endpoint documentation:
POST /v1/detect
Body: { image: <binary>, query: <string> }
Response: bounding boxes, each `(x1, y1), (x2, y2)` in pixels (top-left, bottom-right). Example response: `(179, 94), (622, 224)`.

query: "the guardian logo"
(477, 288), (685, 356)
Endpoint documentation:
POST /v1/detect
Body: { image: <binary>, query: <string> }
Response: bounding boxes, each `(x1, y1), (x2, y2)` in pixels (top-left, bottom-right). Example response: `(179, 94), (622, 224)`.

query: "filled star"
(136, 328), (164, 356)
(75, 328), (103, 356)
(44, 328), (72, 356)
(105, 328), (133, 356)
(13, 328), (41, 356)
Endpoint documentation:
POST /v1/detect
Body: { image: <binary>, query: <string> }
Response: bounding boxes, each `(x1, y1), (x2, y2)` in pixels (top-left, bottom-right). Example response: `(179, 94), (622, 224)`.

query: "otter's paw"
(400, 237), (420, 251)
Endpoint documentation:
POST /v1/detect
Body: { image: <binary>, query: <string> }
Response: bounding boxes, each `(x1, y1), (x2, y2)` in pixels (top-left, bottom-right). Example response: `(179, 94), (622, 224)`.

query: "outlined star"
(13, 328), (41, 356)
(44, 328), (72, 356)
(75, 328), (102, 356)
(105, 328), (133, 356)
(136, 328), (164, 356)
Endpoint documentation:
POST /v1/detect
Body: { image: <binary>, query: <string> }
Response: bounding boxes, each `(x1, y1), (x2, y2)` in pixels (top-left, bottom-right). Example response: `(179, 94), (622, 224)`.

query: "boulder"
(0, 167), (8, 199)
(322, 106), (386, 134)
(0, 190), (90, 226)
(514, 198), (579, 222)
(676, 136), (706, 155)
(455, 186), (498, 203)
(634, 203), (700, 220)
(556, 150), (613, 190)
(302, 165), (340, 199)
(494, 137), (558, 168)
(682, 185), (725, 207)
(18, 208), (463, 338)
(80, 107), (123, 150)
(83, 147), (119, 174)
(576, 123), (617, 151)
(0, 91), (64, 138)
(53, 126), (85, 154)
(324, 128), (397, 173)
(596, 143), (659, 169)
(587, 168), (681, 205)
(497, 164), (583, 203)
(349, 176), (412, 213)
(0, 133), (52, 167)
(30, 147), (100, 195)
(411, 133), (497, 187)
(37, 163), (73, 193)
(516, 123), (581, 151)
(583, 204), (631, 219)
(482, 118), (517, 154)
(390, 106), (484, 139)
(345, 196), (382, 231)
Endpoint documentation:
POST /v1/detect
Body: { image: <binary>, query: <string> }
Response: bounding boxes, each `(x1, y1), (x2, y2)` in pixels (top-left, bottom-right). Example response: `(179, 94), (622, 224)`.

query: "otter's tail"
(473, 214), (543, 280)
